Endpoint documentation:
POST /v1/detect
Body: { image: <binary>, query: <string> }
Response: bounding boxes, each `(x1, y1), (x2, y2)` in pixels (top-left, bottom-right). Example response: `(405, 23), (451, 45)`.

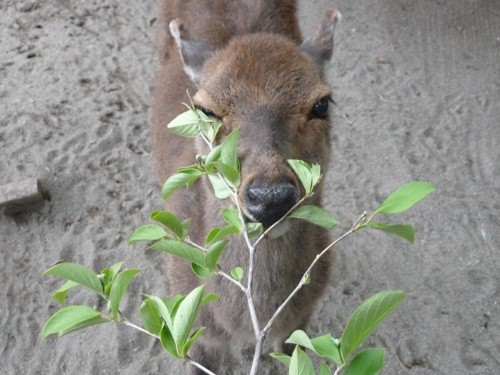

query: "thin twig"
(217, 268), (247, 293)
(121, 316), (159, 340)
(232, 195), (263, 340)
(186, 357), (217, 375)
(186, 237), (208, 252)
(259, 212), (367, 346)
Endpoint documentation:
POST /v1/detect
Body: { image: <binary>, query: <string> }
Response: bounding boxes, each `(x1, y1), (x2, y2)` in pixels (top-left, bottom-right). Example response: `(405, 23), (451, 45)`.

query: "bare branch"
(187, 357), (217, 375)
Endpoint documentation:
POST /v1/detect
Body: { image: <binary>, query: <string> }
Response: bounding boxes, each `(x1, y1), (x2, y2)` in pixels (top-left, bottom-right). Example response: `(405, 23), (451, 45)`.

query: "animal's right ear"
(169, 19), (213, 85)
(300, 9), (341, 71)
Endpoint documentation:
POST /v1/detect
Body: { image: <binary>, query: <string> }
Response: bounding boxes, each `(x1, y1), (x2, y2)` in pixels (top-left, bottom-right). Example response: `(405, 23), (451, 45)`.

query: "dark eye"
(310, 97), (330, 118)
(195, 105), (217, 119)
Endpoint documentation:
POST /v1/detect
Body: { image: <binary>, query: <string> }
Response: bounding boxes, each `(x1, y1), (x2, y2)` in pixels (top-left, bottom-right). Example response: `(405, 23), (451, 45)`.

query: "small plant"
(42, 105), (434, 374)
(271, 290), (405, 375)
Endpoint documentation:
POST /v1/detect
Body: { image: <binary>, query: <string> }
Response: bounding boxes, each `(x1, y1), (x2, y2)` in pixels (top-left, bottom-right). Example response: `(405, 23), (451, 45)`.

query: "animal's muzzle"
(245, 179), (299, 227)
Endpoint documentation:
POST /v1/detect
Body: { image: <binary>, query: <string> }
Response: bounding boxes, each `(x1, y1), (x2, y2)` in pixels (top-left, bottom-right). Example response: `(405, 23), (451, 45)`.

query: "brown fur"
(151, 1), (339, 373)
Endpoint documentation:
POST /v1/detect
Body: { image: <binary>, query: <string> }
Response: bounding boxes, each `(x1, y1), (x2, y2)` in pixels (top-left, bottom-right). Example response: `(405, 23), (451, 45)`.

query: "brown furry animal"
(152, 1), (340, 373)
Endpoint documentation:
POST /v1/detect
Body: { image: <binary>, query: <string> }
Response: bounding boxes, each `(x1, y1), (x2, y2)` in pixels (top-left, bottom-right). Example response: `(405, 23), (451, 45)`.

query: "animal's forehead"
(198, 34), (329, 111)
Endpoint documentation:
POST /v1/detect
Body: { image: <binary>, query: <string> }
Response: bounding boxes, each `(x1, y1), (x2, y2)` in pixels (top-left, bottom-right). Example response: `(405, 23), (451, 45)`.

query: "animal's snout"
(245, 179), (299, 227)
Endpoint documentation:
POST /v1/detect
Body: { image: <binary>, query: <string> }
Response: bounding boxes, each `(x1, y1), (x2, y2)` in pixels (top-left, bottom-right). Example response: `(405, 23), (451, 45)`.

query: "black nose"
(245, 180), (298, 227)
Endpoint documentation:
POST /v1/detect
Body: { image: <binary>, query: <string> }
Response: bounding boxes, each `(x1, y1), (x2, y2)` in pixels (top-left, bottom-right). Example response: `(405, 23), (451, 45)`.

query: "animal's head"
(170, 10), (340, 229)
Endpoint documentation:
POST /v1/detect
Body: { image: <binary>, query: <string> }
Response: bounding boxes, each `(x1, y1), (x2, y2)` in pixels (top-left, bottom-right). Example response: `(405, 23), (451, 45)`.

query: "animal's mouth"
(240, 204), (293, 239)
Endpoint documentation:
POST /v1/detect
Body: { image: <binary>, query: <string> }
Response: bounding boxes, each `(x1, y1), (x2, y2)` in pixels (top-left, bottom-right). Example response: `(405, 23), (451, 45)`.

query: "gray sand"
(1, 1), (498, 374)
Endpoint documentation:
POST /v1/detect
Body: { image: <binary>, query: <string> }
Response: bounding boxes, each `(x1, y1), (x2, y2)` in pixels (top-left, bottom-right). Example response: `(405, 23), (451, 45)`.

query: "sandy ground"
(0, 0), (498, 374)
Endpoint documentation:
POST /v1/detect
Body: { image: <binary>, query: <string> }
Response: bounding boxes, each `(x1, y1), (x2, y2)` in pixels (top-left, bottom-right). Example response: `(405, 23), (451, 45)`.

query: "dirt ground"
(0, 1), (498, 374)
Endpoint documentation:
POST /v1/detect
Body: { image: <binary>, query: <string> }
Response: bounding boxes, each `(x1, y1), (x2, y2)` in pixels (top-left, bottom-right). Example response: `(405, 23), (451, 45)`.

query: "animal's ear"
(169, 19), (213, 85)
(300, 9), (341, 71)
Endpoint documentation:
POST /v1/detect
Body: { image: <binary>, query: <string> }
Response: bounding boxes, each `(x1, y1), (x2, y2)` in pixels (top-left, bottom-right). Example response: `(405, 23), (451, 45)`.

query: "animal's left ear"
(169, 18), (214, 85)
(300, 9), (341, 71)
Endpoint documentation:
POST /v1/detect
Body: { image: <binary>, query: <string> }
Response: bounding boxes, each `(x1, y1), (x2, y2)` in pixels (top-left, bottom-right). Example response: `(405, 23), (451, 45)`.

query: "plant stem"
(232, 193), (262, 340)
(186, 357), (217, 375)
(121, 311), (217, 375)
(249, 212), (367, 374)
(217, 269), (246, 292)
(250, 336), (264, 375)
(186, 237), (208, 252)
(121, 316), (159, 339)
(261, 222), (357, 335)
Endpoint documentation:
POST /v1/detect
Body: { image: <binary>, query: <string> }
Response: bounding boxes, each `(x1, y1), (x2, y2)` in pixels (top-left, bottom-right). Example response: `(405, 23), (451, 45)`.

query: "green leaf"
(191, 263), (214, 278)
(288, 160), (313, 195)
(101, 262), (125, 295)
(198, 114), (215, 141)
(200, 293), (219, 307)
(183, 327), (205, 355)
(365, 222), (415, 244)
(340, 290), (405, 361)
(162, 168), (203, 201)
(196, 111), (221, 143)
(160, 324), (179, 358)
(52, 280), (79, 305)
(289, 346), (315, 375)
(164, 295), (185, 317)
(109, 269), (140, 319)
(205, 225), (240, 245)
(286, 331), (342, 365)
(195, 108), (212, 124)
(43, 263), (103, 296)
(205, 240), (228, 271)
(151, 211), (184, 239)
(129, 224), (167, 244)
(270, 352), (291, 368)
(222, 208), (243, 232)
(205, 144), (222, 167)
(173, 285), (205, 353)
(213, 162), (240, 188)
(319, 362), (331, 375)
(220, 129), (239, 170)
(167, 109), (200, 138)
(58, 315), (110, 337)
(375, 181), (435, 215)
(212, 122), (222, 141)
(343, 348), (385, 375)
(207, 174), (232, 199)
(147, 295), (174, 333)
(140, 298), (163, 335)
(287, 160), (321, 196)
(247, 222), (263, 238)
(200, 120), (222, 144)
(150, 239), (206, 268)
(311, 164), (322, 188)
(103, 262), (125, 295)
(286, 330), (314, 351)
(231, 267), (244, 282)
(288, 205), (339, 229)
(41, 306), (102, 338)
(181, 218), (191, 239)
(310, 334), (342, 365)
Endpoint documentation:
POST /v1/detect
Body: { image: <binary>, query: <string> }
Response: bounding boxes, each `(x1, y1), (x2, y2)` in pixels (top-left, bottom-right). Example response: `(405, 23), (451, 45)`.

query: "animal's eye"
(310, 97), (330, 118)
(195, 105), (217, 119)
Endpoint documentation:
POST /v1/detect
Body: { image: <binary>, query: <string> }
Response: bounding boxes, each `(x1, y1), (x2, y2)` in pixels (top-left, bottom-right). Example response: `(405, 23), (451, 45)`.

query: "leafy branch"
(41, 106), (435, 375)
